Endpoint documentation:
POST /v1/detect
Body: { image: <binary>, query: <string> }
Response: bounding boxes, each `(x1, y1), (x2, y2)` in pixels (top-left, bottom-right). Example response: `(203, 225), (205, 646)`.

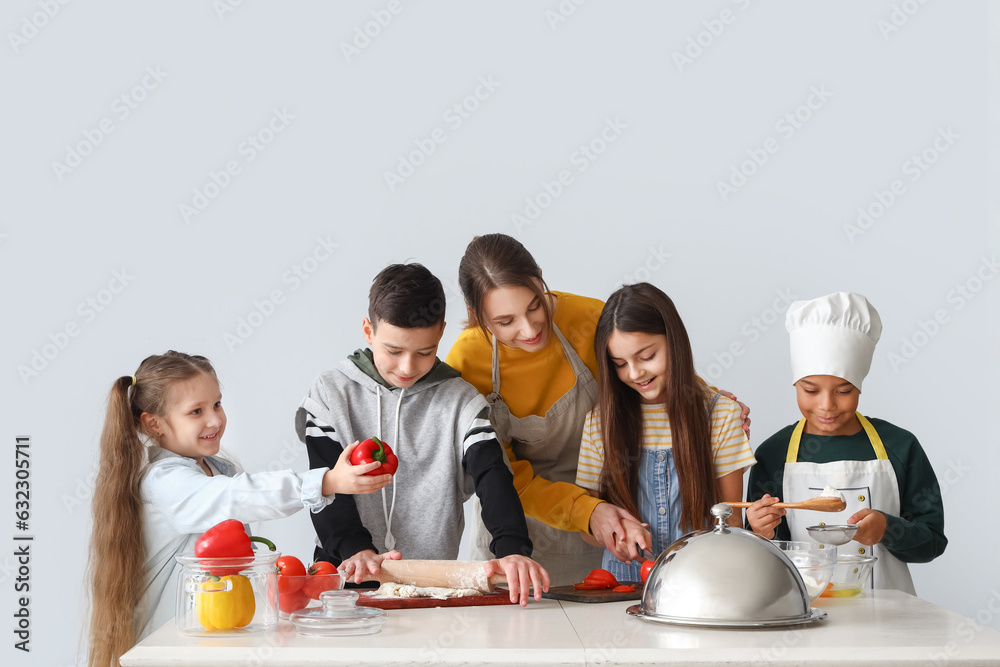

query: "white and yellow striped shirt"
(576, 392), (755, 491)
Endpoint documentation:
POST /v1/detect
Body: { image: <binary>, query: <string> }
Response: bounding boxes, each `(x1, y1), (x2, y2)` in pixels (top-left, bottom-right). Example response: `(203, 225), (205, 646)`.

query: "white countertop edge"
(121, 646), (590, 667)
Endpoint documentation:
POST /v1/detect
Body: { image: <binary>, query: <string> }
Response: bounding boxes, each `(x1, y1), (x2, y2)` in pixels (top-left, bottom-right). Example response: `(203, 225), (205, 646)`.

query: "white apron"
(468, 323), (603, 587)
(782, 413), (915, 594)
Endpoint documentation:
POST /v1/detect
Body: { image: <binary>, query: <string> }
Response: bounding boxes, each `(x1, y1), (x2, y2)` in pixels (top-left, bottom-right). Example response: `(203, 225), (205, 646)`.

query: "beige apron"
(783, 413), (915, 594)
(469, 322), (603, 587)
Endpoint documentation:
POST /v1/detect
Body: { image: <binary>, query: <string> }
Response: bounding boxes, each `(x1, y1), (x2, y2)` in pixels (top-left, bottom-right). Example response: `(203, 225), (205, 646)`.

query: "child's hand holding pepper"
(322, 441), (394, 496)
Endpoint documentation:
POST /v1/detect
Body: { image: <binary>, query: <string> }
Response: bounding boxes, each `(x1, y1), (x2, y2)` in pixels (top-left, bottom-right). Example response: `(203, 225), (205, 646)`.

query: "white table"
(121, 591), (1000, 666)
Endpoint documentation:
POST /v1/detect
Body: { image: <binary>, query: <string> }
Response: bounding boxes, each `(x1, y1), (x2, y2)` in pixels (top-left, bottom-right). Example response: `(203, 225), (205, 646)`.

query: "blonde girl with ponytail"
(86, 351), (391, 667)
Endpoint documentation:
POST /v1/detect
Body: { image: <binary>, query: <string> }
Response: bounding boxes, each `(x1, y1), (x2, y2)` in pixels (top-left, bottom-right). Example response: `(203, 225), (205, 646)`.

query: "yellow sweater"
(446, 292), (605, 533)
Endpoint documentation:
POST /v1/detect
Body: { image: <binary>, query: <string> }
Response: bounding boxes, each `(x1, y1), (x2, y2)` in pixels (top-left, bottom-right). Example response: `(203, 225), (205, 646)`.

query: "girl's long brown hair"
(595, 283), (716, 533)
(86, 351), (216, 667)
(457, 233), (554, 341)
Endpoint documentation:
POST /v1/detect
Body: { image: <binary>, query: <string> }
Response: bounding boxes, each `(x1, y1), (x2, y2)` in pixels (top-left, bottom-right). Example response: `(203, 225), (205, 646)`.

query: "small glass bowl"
(277, 573), (345, 616)
(772, 540), (837, 601)
(821, 554), (877, 597)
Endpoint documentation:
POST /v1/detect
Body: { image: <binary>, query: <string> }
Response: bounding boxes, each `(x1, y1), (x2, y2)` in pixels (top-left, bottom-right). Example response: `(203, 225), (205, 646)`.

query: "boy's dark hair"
(368, 263), (447, 329)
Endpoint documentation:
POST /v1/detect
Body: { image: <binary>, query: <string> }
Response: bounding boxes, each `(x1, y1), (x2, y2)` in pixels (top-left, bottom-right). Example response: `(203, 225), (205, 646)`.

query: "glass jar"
(174, 551), (280, 636)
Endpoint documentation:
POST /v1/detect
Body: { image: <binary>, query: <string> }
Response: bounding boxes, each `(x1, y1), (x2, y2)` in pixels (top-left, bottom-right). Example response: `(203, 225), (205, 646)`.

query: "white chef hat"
(786, 292), (882, 391)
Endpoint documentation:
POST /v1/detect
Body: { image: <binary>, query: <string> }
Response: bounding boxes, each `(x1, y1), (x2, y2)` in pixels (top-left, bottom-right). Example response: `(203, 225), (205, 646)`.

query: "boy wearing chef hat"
(746, 292), (946, 594)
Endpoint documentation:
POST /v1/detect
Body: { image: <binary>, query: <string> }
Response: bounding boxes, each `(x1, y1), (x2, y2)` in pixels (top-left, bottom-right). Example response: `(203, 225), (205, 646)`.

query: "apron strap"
(857, 414), (888, 460)
(489, 333), (502, 396)
(786, 412), (887, 463)
(785, 419), (808, 463)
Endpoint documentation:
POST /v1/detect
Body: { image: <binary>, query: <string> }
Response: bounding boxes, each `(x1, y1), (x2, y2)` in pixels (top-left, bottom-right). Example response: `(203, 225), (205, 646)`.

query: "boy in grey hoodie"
(295, 263), (549, 605)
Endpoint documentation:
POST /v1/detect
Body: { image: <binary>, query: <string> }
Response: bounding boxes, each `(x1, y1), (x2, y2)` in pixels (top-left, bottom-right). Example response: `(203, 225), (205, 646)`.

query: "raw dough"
(373, 582), (482, 600)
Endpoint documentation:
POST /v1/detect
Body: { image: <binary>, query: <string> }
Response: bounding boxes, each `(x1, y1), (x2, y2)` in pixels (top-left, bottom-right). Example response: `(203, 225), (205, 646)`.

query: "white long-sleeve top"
(137, 446), (331, 639)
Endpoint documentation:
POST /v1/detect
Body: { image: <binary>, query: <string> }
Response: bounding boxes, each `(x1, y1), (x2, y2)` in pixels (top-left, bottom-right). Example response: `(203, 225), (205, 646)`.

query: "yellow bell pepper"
(197, 574), (255, 630)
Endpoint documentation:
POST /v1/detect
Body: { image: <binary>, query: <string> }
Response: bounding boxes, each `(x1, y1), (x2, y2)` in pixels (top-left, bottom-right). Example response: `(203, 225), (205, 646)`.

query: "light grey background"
(2, 2), (998, 664)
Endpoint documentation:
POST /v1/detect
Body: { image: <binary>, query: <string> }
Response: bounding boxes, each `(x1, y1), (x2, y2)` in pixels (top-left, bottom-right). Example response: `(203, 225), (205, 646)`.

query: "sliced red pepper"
(612, 584), (636, 593)
(195, 519), (275, 576)
(349, 437), (399, 476)
(573, 581), (611, 590)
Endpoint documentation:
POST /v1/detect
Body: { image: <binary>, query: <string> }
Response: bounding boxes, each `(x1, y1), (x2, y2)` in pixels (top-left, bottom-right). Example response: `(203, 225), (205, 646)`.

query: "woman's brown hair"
(594, 283), (716, 533)
(86, 351), (216, 667)
(457, 233), (554, 341)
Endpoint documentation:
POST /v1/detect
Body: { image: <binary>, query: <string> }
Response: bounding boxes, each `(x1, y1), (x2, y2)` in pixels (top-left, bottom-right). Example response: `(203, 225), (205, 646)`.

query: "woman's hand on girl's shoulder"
(323, 441), (393, 495)
(717, 389), (751, 436)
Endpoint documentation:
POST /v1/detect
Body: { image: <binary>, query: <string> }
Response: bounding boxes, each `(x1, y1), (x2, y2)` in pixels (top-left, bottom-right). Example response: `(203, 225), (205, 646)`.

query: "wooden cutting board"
(542, 582), (643, 604)
(356, 590), (515, 610)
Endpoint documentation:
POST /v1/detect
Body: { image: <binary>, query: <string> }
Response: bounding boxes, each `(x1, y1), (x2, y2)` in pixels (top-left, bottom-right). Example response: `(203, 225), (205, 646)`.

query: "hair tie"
(130, 375), (137, 387)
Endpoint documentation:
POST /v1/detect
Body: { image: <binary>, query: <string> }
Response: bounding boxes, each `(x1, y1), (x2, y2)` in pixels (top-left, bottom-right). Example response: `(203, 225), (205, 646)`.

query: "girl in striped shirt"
(576, 283), (755, 582)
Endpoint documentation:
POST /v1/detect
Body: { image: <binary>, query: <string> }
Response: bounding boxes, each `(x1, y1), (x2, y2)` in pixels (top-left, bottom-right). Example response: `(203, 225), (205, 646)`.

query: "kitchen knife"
(352, 560), (508, 591)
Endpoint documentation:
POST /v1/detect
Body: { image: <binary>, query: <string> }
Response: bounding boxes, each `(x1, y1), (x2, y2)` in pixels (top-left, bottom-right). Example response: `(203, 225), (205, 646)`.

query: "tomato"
(303, 561), (341, 599)
(612, 584), (636, 593)
(276, 555), (307, 595)
(640, 560), (654, 584)
(573, 568), (620, 590)
(581, 569), (618, 588)
(278, 589), (310, 614)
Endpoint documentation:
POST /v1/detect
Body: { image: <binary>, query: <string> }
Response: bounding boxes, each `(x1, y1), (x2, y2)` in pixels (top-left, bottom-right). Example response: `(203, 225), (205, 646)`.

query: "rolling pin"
(356, 560), (508, 591)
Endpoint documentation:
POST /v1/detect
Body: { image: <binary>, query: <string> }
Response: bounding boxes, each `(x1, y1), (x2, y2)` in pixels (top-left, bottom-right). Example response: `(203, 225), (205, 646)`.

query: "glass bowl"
(771, 541), (837, 601)
(821, 554), (877, 597)
(174, 551), (280, 636)
(277, 572), (345, 616)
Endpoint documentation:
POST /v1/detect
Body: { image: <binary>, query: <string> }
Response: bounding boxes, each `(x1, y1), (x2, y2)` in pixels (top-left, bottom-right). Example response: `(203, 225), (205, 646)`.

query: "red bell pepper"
(195, 519), (275, 576)
(350, 437), (398, 476)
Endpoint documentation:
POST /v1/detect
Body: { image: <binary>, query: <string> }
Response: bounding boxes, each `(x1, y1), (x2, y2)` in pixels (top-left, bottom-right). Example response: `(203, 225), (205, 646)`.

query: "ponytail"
(86, 351), (217, 667)
(86, 376), (147, 667)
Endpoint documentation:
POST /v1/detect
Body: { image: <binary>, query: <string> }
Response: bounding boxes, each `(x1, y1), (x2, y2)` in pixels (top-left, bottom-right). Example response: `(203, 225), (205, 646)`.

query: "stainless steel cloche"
(627, 504), (827, 627)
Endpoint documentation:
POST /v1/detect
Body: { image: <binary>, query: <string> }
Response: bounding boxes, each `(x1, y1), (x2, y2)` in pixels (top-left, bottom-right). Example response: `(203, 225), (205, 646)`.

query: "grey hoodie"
(296, 349), (531, 561)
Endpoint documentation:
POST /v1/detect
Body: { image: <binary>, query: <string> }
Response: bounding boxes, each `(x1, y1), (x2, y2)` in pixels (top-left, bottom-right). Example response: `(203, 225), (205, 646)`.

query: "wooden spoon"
(724, 496), (847, 512)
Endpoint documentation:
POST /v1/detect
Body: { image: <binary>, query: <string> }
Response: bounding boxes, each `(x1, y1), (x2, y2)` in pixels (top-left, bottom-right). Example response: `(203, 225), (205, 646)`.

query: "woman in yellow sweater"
(446, 234), (747, 584)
